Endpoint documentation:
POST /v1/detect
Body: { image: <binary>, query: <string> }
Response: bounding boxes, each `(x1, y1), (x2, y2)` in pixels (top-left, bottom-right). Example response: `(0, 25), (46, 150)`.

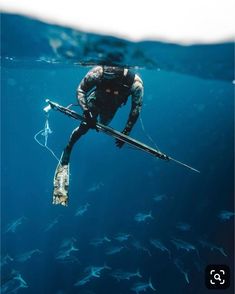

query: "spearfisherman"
(53, 66), (144, 206)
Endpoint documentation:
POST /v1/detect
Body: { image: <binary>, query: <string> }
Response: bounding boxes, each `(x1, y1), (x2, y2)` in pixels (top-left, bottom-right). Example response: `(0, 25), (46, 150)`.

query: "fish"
(44, 216), (60, 232)
(0, 254), (13, 267)
(114, 233), (131, 242)
(56, 242), (79, 263)
(111, 269), (142, 281)
(171, 238), (199, 256)
(132, 240), (152, 257)
(87, 182), (104, 193)
(174, 258), (190, 284)
(106, 246), (126, 255)
(60, 237), (77, 248)
(75, 264), (111, 287)
(134, 211), (154, 223)
(85, 264), (112, 277)
(1, 271), (28, 293)
(150, 239), (171, 258)
(75, 203), (90, 216)
(131, 277), (156, 294)
(5, 216), (26, 233)
(74, 274), (92, 287)
(218, 210), (235, 221)
(176, 222), (191, 231)
(153, 194), (167, 202)
(16, 249), (42, 263)
(198, 240), (227, 257)
(89, 236), (111, 246)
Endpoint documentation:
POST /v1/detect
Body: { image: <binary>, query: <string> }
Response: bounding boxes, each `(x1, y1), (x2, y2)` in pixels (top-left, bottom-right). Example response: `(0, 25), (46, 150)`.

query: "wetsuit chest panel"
(95, 71), (135, 107)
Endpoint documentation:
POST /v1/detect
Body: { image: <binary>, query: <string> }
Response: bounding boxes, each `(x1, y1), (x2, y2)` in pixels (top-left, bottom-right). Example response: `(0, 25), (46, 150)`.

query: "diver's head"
(103, 66), (124, 80)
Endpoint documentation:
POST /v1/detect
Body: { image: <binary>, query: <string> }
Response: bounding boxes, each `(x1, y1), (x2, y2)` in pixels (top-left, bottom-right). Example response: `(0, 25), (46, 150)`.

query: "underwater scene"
(1, 13), (234, 294)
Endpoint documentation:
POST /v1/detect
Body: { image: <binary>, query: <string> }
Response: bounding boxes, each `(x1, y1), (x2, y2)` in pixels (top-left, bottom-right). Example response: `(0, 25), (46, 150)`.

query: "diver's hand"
(115, 138), (125, 148)
(115, 128), (130, 148)
(83, 110), (98, 130)
(159, 153), (170, 161)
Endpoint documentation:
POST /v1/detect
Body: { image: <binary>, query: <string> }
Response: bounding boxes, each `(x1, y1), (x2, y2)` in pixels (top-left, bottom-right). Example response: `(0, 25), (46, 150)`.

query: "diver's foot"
(53, 164), (70, 206)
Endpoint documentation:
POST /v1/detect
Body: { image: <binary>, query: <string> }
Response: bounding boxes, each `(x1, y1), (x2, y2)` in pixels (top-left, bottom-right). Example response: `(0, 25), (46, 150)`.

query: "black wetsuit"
(61, 66), (144, 165)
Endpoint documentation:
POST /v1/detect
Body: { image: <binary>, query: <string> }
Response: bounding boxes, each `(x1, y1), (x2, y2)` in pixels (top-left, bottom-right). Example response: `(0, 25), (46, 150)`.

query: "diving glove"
(159, 153), (170, 161)
(83, 110), (98, 130)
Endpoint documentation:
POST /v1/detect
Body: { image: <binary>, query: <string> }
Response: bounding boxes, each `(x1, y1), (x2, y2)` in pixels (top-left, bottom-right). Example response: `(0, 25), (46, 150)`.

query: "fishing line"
(34, 114), (60, 162)
(123, 113), (160, 152)
(139, 113), (160, 151)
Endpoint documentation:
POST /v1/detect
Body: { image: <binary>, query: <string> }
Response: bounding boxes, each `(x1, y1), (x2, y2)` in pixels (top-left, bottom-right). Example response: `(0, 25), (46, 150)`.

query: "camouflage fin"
(53, 163), (70, 206)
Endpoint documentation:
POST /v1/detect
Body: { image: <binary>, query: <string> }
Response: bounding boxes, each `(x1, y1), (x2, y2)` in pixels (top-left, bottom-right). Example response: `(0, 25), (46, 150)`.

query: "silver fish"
(16, 249), (42, 263)
(174, 258), (190, 284)
(114, 233), (131, 242)
(171, 238), (199, 256)
(199, 240), (227, 257)
(134, 211), (154, 223)
(111, 268), (142, 281)
(131, 277), (156, 294)
(89, 236), (111, 246)
(75, 203), (90, 216)
(150, 239), (171, 258)
(106, 246), (125, 255)
(218, 210), (235, 222)
(5, 216), (26, 233)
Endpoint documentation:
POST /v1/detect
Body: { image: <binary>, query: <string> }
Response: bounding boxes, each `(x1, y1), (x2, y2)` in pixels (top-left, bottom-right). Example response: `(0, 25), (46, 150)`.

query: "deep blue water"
(1, 13), (234, 294)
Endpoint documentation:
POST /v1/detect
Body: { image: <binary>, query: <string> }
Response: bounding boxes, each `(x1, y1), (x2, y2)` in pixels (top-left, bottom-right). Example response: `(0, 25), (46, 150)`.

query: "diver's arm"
(124, 75), (143, 134)
(76, 66), (103, 111)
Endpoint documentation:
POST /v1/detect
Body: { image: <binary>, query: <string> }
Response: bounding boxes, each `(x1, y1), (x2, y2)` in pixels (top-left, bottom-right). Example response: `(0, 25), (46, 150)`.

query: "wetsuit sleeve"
(76, 66), (103, 111)
(124, 75), (143, 133)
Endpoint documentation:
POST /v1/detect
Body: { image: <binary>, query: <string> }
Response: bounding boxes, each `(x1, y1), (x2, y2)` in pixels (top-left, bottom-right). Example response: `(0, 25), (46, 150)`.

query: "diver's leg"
(53, 122), (89, 206)
(53, 98), (99, 206)
(61, 99), (99, 165)
(61, 122), (89, 165)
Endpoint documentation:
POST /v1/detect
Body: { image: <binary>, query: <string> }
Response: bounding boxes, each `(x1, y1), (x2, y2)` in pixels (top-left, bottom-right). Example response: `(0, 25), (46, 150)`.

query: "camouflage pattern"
(77, 66), (143, 132)
(53, 163), (70, 206)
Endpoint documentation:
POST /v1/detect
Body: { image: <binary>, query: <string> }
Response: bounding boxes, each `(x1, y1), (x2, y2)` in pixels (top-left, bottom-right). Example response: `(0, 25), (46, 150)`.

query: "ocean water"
(1, 13), (234, 294)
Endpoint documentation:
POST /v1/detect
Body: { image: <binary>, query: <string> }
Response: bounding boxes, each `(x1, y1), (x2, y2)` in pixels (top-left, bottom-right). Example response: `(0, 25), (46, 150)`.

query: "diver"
(53, 66), (144, 206)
